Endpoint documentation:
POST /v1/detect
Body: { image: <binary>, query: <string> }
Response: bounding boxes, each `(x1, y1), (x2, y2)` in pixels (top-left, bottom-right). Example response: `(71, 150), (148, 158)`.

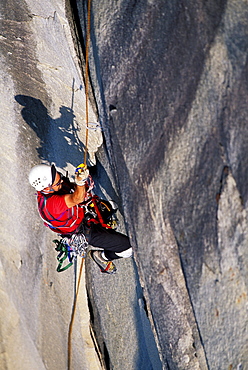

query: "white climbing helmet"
(28, 164), (56, 191)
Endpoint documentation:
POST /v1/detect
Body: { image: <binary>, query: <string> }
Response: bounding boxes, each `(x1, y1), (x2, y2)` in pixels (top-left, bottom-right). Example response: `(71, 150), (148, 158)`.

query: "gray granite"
(78, 0), (248, 368)
(1, 0), (248, 369)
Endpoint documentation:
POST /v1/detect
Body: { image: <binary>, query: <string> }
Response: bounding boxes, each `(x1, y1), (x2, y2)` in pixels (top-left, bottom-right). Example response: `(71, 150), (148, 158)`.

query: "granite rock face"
(75, 0), (248, 368)
(1, 0), (248, 369)
(1, 0), (159, 369)
(0, 0), (101, 369)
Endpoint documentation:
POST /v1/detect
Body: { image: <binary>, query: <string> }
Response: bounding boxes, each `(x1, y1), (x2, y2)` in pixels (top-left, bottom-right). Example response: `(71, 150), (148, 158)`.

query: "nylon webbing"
(54, 239), (73, 272)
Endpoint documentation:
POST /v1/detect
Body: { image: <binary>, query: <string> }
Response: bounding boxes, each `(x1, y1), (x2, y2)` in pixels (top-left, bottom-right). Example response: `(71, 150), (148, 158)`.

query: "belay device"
(53, 194), (119, 272)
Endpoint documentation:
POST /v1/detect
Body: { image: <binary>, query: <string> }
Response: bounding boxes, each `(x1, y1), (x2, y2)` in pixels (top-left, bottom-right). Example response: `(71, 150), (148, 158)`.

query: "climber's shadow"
(15, 95), (86, 168)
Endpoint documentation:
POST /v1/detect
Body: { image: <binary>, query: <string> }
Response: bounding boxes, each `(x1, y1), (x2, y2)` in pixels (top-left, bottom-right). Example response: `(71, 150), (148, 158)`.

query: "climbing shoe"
(90, 250), (117, 274)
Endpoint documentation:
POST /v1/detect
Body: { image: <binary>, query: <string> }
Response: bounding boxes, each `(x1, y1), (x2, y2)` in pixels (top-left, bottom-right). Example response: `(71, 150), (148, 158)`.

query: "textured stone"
(2, 0), (248, 369)
(0, 0), (101, 369)
(75, 0), (248, 368)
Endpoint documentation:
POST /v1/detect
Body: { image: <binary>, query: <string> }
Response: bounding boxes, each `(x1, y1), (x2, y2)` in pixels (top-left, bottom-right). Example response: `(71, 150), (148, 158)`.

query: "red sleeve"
(46, 195), (68, 215)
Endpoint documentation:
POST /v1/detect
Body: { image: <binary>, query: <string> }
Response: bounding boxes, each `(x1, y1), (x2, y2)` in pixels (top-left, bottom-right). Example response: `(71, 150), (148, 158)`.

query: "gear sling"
(37, 192), (82, 234)
(37, 191), (117, 234)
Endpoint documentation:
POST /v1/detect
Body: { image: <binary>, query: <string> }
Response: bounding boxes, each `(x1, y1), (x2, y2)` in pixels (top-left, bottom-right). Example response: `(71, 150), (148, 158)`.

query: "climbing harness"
(53, 193), (119, 271)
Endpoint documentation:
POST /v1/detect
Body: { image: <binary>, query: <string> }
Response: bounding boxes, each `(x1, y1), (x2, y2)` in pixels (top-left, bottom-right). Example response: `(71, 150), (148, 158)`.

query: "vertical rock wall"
(0, 0), (102, 369)
(1, 0), (248, 368)
(75, 0), (248, 368)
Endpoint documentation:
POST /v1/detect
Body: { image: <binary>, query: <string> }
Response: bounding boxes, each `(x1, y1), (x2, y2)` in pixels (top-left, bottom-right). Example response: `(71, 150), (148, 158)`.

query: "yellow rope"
(84, 0), (92, 166)
(68, 1), (92, 368)
(68, 258), (85, 370)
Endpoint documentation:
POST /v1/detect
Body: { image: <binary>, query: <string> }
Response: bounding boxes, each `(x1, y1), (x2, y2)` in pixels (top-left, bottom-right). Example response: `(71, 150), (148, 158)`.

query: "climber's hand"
(75, 164), (89, 186)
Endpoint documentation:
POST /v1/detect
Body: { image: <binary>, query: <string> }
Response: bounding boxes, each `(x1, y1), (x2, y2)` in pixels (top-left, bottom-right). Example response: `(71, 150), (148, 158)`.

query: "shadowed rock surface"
(1, 0), (248, 369)
(75, 0), (248, 369)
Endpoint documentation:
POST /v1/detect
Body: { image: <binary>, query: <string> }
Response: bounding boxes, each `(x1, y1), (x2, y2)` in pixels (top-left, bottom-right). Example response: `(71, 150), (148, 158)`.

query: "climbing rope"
(68, 0), (92, 368)
(84, 0), (92, 166)
(68, 257), (84, 370)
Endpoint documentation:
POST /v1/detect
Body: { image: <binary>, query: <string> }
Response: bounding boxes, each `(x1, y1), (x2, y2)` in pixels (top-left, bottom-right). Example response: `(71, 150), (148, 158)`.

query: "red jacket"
(37, 191), (85, 235)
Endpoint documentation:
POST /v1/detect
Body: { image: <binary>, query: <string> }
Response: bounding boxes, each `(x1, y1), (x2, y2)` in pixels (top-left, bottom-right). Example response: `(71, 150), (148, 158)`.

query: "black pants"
(82, 223), (132, 260)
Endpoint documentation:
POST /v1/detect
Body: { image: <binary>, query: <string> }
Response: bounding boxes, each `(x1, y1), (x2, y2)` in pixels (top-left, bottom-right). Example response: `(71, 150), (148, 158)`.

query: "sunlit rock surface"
(1, 0), (248, 369)
(1, 0), (101, 369)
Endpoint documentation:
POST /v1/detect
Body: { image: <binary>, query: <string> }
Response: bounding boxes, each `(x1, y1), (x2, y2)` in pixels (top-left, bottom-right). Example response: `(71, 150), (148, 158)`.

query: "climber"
(28, 163), (132, 274)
